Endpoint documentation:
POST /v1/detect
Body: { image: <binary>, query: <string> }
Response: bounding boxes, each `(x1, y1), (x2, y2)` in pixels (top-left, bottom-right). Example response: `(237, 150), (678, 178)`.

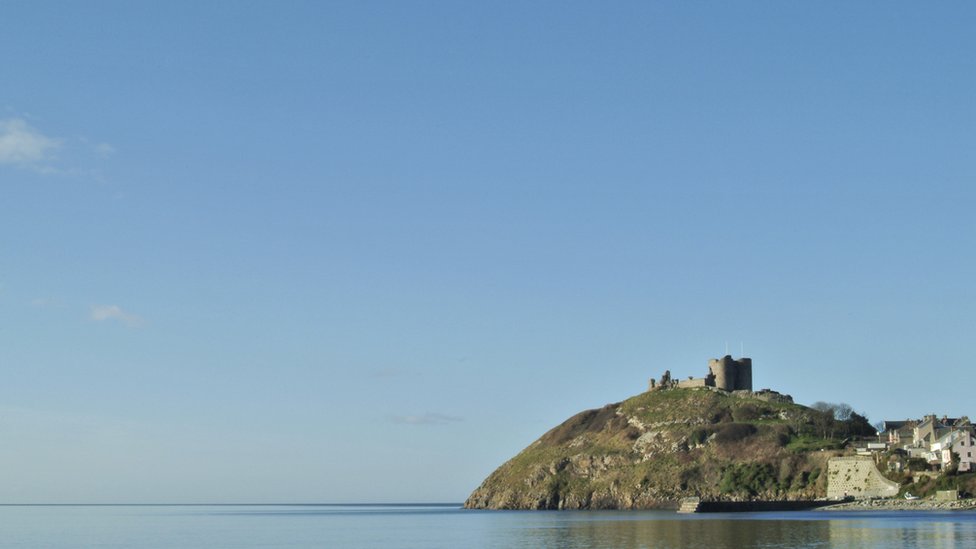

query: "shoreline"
(817, 498), (976, 512)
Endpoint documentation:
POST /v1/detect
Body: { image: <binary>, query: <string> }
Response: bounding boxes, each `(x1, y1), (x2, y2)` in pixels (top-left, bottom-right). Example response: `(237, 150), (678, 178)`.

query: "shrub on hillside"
(689, 428), (709, 446)
(768, 424), (792, 447)
(713, 423), (758, 444)
(719, 463), (776, 496)
(710, 409), (734, 424)
(907, 457), (929, 472)
(732, 403), (761, 422)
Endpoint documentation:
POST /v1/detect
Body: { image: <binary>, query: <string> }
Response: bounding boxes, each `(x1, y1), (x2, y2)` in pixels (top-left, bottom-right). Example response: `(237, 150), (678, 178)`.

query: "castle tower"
(708, 355), (752, 392)
(735, 357), (752, 391)
(708, 356), (735, 391)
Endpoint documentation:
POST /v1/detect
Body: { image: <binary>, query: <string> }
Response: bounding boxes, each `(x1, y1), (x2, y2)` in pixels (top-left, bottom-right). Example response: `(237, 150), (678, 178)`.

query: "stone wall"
(826, 456), (899, 500)
(676, 378), (708, 389)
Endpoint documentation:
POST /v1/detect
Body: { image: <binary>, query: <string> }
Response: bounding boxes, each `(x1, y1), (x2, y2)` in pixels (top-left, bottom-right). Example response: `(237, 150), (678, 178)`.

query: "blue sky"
(1, 2), (975, 503)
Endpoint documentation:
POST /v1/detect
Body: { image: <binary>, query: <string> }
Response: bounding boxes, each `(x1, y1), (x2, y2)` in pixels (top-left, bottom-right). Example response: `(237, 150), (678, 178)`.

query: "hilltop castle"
(649, 355), (753, 392)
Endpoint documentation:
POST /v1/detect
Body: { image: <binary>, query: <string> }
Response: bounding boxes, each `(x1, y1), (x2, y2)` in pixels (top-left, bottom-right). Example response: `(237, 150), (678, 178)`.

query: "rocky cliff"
(464, 388), (834, 509)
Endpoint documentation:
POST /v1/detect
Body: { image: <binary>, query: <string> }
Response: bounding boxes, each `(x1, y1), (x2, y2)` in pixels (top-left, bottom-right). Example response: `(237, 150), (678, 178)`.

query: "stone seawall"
(826, 456), (899, 500)
(696, 500), (837, 512)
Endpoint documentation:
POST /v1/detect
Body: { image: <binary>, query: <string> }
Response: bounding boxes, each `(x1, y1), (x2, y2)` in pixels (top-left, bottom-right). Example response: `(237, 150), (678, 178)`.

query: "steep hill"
(464, 388), (835, 509)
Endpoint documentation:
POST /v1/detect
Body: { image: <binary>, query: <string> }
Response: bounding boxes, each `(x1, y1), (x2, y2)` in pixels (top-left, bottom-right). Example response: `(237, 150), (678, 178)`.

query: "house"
(854, 441), (888, 456)
(882, 420), (916, 447)
(881, 415), (975, 470)
(884, 415), (960, 449)
(913, 415), (951, 448)
(930, 429), (976, 473)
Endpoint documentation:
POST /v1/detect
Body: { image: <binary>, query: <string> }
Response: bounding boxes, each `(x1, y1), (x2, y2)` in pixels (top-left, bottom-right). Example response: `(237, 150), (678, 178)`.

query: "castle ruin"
(649, 355), (753, 392)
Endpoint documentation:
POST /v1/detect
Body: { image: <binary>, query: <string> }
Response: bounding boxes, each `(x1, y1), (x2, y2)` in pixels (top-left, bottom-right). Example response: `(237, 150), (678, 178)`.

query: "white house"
(930, 429), (976, 473)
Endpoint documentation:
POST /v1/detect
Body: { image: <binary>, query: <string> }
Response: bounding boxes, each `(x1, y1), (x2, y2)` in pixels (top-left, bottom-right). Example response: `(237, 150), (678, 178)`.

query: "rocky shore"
(819, 498), (976, 511)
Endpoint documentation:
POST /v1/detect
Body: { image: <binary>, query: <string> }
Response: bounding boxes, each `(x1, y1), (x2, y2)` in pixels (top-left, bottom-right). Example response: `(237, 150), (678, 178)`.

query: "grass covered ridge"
(465, 388), (843, 509)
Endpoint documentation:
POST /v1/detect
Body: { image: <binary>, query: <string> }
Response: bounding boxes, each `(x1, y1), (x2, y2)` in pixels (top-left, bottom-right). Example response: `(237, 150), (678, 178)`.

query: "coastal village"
(879, 416), (975, 474)
(651, 356), (976, 511)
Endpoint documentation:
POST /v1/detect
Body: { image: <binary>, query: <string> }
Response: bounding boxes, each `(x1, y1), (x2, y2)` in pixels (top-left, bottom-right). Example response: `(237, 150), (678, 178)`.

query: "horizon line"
(0, 502), (465, 507)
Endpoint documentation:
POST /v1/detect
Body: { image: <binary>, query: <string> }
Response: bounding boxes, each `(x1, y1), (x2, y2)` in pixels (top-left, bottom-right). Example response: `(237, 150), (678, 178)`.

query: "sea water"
(1, 504), (975, 548)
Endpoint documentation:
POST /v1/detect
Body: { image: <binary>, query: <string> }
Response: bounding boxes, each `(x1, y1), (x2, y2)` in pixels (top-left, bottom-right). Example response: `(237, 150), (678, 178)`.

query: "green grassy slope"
(464, 388), (836, 509)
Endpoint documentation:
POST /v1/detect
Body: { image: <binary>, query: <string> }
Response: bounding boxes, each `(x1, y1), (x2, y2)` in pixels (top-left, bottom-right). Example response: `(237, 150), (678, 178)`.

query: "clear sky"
(1, 2), (975, 503)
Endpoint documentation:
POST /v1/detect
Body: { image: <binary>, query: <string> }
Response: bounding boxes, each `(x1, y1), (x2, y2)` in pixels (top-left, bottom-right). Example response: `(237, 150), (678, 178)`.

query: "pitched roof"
(882, 420), (914, 432)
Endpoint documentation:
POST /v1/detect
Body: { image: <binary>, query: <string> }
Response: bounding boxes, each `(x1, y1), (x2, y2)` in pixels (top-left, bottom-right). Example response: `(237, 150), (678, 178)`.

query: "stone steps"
(677, 497), (701, 513)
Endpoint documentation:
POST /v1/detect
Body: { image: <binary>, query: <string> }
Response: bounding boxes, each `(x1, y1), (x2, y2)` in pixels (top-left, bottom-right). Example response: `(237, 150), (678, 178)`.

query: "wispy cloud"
(93, 142), (116, 158)
(389, 413), (463, 426)
(85, 137), (118, 158)
(0, 118), (61, 168)
(30, 297), (64, 308)
(90, 304), (143, 327)
(1, 117), (116, 180)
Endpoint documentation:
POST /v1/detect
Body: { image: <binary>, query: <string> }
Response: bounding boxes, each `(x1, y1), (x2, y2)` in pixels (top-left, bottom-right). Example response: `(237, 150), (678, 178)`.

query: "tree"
(907, 457), (929, 472)
(946, 451), (961, 476)
(811, 401), (856, 421)
(809, 401), (872, 439)
(844, 411), (876, 438)
(834, 403), (853, 421)
(811, 401), (834, 415)
(812, 408), (836, 439)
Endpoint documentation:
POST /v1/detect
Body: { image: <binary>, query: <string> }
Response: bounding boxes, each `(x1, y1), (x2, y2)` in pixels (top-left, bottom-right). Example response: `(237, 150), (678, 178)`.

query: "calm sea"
(1, 504), (975, 548)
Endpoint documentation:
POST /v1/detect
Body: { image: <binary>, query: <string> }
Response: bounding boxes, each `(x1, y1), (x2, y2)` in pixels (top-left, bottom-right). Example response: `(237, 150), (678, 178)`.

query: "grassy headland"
(465, 388), (862, 509)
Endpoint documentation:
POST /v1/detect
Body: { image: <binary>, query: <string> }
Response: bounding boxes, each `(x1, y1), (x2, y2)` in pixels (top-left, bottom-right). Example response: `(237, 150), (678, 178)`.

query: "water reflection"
(483, 511), (976, 549)
(489, 515), (828, 549)
(826, 513), (976, 549)
(3, 505), (976, 548)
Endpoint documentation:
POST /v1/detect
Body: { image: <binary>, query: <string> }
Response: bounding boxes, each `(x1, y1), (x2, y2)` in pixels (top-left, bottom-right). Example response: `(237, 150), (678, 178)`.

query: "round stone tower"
(708, 356), (736, 392)
(735, 357), (752, 391)
(707, 355), (752, 391)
